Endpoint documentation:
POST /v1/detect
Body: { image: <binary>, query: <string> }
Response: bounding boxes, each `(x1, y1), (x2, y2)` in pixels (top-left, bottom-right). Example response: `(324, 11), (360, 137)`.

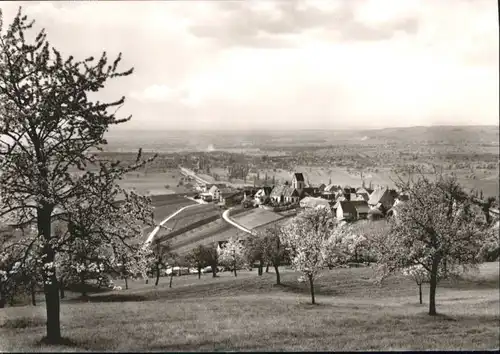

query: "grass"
(231, 208), (285, 230)
(1, 263), (498, 352)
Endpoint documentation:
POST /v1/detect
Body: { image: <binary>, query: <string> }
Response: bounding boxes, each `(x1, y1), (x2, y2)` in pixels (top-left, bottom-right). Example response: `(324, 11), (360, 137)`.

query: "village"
(188, 169), (407, 223)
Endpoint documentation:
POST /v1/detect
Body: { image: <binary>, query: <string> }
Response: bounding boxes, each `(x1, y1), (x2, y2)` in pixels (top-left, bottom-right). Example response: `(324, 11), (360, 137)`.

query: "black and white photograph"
(0, 0), (499, 351)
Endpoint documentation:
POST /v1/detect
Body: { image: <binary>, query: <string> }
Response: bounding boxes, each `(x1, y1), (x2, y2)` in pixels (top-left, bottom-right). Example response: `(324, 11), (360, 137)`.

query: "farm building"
(254, 186), (273, 205)
(299, 197), (331, 209)
(336, 200), (370, 221)
(368, 187), (397, 211)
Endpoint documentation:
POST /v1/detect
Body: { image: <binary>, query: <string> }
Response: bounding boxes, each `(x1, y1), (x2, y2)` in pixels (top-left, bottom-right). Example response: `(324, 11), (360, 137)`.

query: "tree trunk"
(31, 281), (36, 306)
(59, 282), (65, 300)
(80, 273), (87, 297)
(274, 264), (281, 285)
(233, 259), (237, 277)
(258, 259), (263, 276)
(42, 234), (62, 343)
(265, 263), (269, 273)
(429, 258), (440, 315)
(198, 265), (202, 279)
(124, 277), (128, 290)
(155, 263), (160, 286)
(211, 264), (217, 278)
(308, 275), (316, 305)
(418, 283), (422, 305)
(169, 272), (174, 288)
(0, 285), (5, 308)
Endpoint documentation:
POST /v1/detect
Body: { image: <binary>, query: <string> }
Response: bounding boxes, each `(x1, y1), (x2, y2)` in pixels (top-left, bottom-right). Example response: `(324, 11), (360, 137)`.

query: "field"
(169, 219), (248, 256)
(1, 263), (498, 351)
(231, 208), (286, 230)
(119, 169), (193, 196)
(154, 204), (222, 242)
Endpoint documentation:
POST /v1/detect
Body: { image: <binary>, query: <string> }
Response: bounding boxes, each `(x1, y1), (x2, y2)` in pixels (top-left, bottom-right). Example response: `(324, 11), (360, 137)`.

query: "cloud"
(0, 0), (497, 130)
(189, 0), (421, 48)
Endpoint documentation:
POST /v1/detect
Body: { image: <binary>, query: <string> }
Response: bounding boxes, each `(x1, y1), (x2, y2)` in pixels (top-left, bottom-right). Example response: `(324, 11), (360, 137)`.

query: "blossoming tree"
(218, 237), (246, 277)
(0, 8), (155, 342)
(281, 207), (337, 304)
(372, 171), (487, 315)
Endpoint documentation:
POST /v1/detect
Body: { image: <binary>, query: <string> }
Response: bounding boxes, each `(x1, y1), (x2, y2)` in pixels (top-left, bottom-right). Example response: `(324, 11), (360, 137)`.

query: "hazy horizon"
(2, 1), (498, 130)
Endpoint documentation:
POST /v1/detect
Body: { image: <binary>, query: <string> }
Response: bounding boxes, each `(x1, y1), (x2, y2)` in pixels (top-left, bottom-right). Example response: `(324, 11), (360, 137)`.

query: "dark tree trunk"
(80, 273), (87, 297)
(0, 286), (5, 308)
(169, 272), (174, 288)
(233, 259), (237, 277)
(418, 283), (422, 305)
(31, 281), (36, 306)
(198, 265), (202, 279)
(211, 264), (217, 277)
(124, 277), (128, 290)
(429, 258), (440, 316)
(274, 264), (281, 285)
(258, 259), (263, 276)
(59, 282), (65, 300)
(41, 211), (62, 343)
(265, 263), (269, 273)
(155, 263), (161, 286)
(308, 275), (316, 305)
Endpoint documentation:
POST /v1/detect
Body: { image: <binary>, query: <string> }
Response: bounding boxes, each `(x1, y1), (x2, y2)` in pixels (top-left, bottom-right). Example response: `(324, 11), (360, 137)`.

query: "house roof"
(283, 187), (299, 198)
(350, 200), (370, 213)
(300, 197), (330, 209)
(339, 201), (357, 215)
(368, 187), (389, 205)
(270, 185), (287, 197)
(261, 186), (273, 195)
(293, 173), (305, 182)
(208, 185), (219, 194)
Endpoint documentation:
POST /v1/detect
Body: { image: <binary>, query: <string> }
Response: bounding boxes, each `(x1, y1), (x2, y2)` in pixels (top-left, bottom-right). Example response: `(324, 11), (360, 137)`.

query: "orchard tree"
(244, 234), (265, 275)
(0, 8), (155, 342)
(402, 264), (428, 305)
(149, 240), (171, 285)
(204, 242), (220, 277)
(372, 171), (487, 315)
(185, 245), (208, 279)
(281, 207), (335, 304)
(218, 237), (246, 277)
(260, 225), (287, 285)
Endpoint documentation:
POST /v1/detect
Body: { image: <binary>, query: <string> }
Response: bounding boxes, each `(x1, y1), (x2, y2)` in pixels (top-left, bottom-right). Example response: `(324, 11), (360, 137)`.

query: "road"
(222, 208), (253, 235)
(143, 203), (200, 247)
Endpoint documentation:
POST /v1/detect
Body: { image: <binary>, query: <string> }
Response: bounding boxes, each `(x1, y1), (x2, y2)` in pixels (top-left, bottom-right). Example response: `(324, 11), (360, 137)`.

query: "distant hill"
(356, 126), (499, 145)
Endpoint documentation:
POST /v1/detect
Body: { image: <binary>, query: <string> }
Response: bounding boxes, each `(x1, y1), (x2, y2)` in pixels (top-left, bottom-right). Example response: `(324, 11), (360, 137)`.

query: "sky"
(1, 0), (498, 130)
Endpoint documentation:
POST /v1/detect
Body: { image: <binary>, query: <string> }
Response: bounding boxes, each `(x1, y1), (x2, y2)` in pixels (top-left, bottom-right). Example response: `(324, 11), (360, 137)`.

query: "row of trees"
(276, 171), (497, 315)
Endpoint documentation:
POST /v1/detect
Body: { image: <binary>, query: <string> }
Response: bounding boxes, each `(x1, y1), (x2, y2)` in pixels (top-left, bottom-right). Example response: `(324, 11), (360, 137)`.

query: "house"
(208, 185), (220, 201)
(368, 187), (396, 211)
(292, 173), (306, 191)
(200, 193), (213, 202)
(300, 197), (331, 209)
(343, 185), (356, 195)
(283, 187), (301, 204)
(336, 200), (370, 221)
(254, 186), (273, 205)
(220, 191), (243, 207)
(270, 185), (287, 204)
(317, 183), (326, 192)
(355, 187), (373, 201)
(303, 186), (320, 197)
(319, 192), (335, 201)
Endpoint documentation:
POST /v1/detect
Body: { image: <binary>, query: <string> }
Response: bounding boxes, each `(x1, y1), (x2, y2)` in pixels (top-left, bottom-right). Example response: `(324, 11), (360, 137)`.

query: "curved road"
(222, 208), (253, 235)
(143, 203), (200, 247)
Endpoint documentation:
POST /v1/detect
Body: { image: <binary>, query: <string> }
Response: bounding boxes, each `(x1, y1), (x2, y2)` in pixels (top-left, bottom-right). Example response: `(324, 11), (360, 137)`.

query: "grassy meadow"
(1, 263), (498, 352)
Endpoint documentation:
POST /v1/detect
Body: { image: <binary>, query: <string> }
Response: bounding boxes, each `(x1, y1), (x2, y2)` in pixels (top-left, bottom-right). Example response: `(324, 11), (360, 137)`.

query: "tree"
(244, 235), (265, 275)
(372, 171), (487, 315)
(185, 245), (208, 279)
(151, 240), (170, 286)
(402, 264), (428, 305)
(0, 9), (155, 343)
(204, 243), (220, 277)
(281, 207), (336, 304)
(260, 225), (287, 285)
(218, 238), (246, 277)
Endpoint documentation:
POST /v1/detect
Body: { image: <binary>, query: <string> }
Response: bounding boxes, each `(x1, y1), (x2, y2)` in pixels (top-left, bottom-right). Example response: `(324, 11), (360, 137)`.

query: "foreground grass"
(1, 263), (498, 352)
